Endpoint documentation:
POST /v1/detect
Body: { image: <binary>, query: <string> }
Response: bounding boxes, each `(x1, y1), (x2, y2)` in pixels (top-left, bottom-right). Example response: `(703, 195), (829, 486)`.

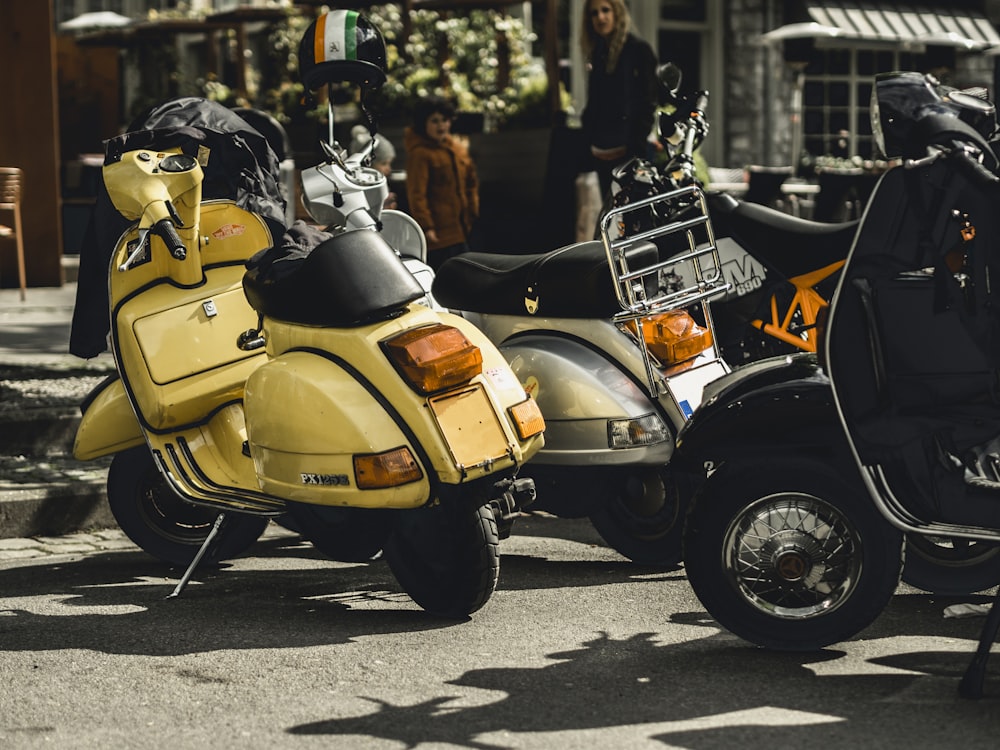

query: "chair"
(813, 166), (865, 223)
(0, 167), (26, 301)
(744, 165), (794, 212)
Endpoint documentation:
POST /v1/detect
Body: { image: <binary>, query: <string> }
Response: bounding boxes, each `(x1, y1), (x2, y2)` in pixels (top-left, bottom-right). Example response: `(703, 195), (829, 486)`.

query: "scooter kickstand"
(958, 585), (1000, 699)
(166, 512), (227, 600)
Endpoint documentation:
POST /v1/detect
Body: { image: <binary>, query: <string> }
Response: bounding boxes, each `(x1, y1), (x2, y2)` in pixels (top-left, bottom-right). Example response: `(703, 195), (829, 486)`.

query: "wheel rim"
(610, 471), (680, 541)
(722, 492), (862, 619)
(137, 467), (218, 545)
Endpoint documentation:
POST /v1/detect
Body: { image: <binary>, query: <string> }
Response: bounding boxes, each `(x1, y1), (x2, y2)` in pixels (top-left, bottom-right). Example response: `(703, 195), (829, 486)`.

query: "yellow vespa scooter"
(73, 121), (543, 617)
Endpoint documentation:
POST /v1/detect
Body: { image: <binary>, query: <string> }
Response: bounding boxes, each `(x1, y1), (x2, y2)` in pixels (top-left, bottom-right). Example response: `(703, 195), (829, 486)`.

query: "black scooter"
(676, 70), (1000, 697)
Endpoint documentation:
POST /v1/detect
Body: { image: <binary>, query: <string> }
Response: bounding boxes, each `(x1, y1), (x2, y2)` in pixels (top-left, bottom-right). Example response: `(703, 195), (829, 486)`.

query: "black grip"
(154, 218), (187, 260)
(952, 148), (1000, 187)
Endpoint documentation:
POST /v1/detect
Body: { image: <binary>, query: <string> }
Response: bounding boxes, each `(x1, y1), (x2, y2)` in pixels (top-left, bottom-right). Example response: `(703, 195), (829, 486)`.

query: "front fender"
(675, 353), (845, 472)
(73, 376), (145, 460)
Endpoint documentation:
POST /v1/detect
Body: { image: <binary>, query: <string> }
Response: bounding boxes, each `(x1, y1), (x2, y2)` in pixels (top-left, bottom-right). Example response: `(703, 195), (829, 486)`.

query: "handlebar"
(155, 218), (187, 260)
(952, 147), (1000, 187)
(681, 92), (709, 161)
(904, 142), (1000, 187)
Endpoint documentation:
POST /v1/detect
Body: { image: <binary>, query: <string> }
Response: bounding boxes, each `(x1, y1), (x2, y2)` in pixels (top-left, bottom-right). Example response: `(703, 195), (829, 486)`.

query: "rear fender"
(675, 354), (846, 475)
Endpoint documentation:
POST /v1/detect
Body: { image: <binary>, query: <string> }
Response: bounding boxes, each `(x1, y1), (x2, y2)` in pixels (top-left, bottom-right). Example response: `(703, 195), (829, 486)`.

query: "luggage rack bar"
(599, 184), (731, 398)
(599, 185), (729, 319)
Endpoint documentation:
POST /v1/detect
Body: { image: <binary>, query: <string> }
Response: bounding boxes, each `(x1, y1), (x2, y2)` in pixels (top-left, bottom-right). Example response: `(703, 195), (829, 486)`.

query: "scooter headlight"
(383, 324), (483, 394)
(608, 413), (670, 449)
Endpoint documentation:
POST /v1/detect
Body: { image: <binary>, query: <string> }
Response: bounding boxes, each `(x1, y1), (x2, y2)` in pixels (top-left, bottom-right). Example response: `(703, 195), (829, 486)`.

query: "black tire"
(284, 502), (394, 562)
(588, 468), (685, 566)
(107, 446), (268, 567)
(902, 534), (1000, 594)
(683, 459), (904, 651)
(384, 502), (500, 618)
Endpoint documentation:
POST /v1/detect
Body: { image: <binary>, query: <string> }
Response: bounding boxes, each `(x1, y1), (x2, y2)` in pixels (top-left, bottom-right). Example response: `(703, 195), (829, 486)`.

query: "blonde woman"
(580, 0), (658, 197)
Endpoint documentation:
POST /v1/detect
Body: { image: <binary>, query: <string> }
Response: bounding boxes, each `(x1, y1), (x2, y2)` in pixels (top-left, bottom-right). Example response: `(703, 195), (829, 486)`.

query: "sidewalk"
(0, 275), (118, 539)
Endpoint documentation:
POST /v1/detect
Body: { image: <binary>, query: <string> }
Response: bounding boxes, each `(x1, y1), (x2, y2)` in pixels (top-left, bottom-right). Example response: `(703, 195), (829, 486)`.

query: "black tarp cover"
(69, 97), (288, 359)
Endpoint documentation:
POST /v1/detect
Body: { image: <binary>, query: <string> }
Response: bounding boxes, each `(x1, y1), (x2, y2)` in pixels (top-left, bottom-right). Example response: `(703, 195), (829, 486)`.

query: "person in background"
(350, 124), (398, 209)
(404, 95), (479, 270)
(580, 0), (658, 199)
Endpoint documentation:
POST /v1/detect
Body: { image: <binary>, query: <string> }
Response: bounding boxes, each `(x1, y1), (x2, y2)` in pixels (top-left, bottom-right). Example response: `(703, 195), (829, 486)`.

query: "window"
(660, 0), (706, 23)
(801, 47), (936, 160)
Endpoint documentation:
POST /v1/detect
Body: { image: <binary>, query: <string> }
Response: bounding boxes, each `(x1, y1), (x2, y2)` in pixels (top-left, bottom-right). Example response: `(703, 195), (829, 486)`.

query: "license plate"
(429, 386), (510, 468)
(668, 358), (729, 419)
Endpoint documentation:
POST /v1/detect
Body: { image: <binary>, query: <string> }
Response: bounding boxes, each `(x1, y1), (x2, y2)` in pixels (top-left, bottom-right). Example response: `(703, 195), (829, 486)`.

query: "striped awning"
(762, 2), (1000, 50)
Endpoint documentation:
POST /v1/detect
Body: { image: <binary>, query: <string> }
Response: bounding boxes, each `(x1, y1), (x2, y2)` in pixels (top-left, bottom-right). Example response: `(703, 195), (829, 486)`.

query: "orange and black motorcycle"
(608, 63), (857, 366)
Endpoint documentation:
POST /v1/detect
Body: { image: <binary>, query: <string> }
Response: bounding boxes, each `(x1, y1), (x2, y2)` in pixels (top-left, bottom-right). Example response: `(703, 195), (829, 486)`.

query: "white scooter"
(298, 103), (438, 309)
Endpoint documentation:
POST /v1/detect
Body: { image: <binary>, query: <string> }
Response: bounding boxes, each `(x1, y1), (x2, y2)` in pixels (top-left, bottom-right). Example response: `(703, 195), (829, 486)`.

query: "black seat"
(707, 192), (857, 278)
(243, 229), (424, 326)
(432, 240), (659, 318)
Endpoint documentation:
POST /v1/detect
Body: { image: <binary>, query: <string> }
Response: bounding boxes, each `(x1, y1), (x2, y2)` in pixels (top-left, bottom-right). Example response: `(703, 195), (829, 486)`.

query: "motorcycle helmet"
(299, 10), (387, 91)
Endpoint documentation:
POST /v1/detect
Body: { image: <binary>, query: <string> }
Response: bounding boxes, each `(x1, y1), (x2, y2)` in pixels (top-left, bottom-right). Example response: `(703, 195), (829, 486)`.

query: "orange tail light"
(628, 310), (713, 366)
(383, 324), (483, 394)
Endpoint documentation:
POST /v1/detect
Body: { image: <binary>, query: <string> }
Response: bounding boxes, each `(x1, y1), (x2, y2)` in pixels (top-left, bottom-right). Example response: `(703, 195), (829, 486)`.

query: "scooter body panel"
(498, 333), (673, 466)
(245, 351), (430, 508)
(464, 313), (725, 468)
(113, 270), (266, 431)
(248, 306), (543, 498)
(73, 377), (145, 460)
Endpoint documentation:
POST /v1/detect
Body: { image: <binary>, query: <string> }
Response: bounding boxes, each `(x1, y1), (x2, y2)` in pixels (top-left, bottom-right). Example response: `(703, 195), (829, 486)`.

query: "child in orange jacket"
(404, 95), (479, 270)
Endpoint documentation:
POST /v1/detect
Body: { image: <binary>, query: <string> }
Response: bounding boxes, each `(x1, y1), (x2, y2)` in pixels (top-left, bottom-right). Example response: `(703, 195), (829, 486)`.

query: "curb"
(1, 365), (118, 540)
(0, 479), (114, 539)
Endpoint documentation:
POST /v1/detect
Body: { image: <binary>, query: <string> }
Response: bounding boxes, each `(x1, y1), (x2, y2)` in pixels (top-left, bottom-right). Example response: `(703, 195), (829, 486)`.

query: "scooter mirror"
(658, 63), (682, 99)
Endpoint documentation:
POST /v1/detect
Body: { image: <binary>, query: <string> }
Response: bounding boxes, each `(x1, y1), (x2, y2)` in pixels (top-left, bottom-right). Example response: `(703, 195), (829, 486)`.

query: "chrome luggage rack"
(599, 184), (731, 396)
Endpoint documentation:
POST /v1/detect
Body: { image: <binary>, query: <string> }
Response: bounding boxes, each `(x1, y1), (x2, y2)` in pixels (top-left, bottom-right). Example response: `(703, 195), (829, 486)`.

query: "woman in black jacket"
(580, 0), (658, 198)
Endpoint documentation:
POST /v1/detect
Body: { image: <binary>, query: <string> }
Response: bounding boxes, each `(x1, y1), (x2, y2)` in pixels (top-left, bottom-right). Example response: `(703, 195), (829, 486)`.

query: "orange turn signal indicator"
(354, 446), (423, 489)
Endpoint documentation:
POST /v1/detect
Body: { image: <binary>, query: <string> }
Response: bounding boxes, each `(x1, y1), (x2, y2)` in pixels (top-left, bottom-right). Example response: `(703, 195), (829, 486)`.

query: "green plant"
(365, 4), (551, 129)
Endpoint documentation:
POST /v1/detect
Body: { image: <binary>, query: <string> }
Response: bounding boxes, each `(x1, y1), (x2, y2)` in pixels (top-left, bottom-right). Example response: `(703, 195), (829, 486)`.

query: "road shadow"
(0, 524), (670, 657)
(288, 613), (1000, 748)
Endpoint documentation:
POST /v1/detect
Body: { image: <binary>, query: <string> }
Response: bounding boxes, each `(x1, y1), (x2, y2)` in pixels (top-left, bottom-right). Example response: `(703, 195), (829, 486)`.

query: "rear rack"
(599, 184), (731, 396)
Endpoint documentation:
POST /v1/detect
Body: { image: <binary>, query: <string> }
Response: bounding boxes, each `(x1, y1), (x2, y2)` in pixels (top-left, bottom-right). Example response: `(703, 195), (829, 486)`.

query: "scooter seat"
(243, 228), (425, 326)
(432, 240), (659, 318)
(707, 192), (858, 278)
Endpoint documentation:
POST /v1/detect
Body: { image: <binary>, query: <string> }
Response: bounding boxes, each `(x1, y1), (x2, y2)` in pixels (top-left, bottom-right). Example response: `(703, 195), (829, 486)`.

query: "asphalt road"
(1, 514), (999, 749)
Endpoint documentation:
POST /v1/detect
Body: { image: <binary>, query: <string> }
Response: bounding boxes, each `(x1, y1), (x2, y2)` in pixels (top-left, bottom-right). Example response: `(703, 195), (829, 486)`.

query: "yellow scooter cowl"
(73, 378), (145, 461)
(244, 351), (431, 509)
(264, 307), (544, 468)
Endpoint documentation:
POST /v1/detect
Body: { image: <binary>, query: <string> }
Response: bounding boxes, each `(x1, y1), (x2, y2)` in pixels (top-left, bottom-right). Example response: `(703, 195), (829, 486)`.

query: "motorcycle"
(432, 133), (732, 564)
(676, 70), (1000, 697)
(71, 11), (544, 618)
(609, 64), (858, 366)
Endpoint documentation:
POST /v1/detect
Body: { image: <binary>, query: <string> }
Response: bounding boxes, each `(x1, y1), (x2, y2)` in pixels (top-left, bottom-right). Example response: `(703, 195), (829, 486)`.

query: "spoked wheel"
(384, 502), (500, 618)
(683, 459), (903, 651)
(107, 446), (268, 566)
(284, 502), (395, 562)
(588, 468), (685, 566)
(903, 534), (1000, 594)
